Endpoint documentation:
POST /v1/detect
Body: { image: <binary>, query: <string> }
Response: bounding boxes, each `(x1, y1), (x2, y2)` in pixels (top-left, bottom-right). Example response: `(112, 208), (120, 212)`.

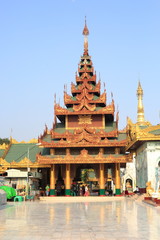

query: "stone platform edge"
(39, 196), (125, 203)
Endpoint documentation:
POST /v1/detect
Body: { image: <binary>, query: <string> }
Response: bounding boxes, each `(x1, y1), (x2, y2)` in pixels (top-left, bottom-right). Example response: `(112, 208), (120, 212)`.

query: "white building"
(126, 82), (160, 193)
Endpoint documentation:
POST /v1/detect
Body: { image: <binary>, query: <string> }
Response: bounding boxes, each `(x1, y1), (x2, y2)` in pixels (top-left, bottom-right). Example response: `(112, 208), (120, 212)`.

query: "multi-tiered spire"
(63, 19), (107, 112)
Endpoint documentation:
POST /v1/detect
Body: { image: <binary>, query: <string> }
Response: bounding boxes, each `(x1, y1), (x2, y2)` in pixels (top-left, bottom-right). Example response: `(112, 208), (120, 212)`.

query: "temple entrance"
(71, 164), (99, 196)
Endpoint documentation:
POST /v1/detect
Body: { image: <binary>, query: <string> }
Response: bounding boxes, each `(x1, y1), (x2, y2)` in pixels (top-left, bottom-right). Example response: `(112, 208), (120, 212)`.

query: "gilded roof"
(126, 118), (160, 150)
(149, 128), (160, 135)
(82, 21), (89, 36)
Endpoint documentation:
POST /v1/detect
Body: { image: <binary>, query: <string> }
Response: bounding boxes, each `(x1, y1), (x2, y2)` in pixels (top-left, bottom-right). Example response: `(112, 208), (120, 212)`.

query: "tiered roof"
(54, 20), (114, 117)
(38, 21), (126, 147)
(0, 21), (133, 170)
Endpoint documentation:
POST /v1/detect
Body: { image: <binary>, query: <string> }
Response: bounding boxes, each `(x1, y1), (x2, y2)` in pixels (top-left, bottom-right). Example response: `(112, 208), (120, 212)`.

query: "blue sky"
(0, 0), (160, 142)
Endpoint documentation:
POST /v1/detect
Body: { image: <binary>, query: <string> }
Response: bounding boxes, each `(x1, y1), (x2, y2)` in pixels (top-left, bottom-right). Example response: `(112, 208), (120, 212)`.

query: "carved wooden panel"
(67, 115), (103, 128)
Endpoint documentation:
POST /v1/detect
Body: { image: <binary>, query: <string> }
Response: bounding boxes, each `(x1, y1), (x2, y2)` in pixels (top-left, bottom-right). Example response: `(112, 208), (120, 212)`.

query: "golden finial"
(137, 81), (143, 96)
(137, 81), (145, 124)
(82, 16), (89, 55)
(82, 16), (89, 36)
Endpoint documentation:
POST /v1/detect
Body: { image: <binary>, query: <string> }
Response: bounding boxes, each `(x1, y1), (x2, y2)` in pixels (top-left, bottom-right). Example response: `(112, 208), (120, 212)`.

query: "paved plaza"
(0, 198), (160, 240)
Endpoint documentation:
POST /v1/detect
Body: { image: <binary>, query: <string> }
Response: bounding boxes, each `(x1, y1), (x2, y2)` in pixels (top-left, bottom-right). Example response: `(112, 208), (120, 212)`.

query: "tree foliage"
(81, 169), (89, 183)
(0, 138), (10, 145)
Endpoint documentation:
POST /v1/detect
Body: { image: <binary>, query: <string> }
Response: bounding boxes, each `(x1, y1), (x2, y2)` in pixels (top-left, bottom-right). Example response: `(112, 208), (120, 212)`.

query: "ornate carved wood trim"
(37, 151), (132, 164)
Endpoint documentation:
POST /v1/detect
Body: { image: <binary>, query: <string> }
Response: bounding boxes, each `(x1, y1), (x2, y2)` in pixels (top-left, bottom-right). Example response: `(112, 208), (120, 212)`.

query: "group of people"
(44, 184), (65, 196)
(45, 183), (90, 196)
(44, 183), (141, 197)
(71, 183), (89, 196)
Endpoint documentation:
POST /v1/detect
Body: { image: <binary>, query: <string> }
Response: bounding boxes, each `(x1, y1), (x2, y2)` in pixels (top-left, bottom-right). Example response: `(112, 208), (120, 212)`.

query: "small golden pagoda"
(126, 82), (160, 192)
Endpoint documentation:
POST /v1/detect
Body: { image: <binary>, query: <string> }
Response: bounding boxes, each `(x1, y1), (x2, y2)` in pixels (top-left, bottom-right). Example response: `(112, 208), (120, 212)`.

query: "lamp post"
(26, 143), (41, 195)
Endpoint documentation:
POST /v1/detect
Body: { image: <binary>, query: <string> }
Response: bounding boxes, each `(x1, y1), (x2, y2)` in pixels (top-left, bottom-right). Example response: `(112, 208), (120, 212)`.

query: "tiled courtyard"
(0, 198), (160, 240)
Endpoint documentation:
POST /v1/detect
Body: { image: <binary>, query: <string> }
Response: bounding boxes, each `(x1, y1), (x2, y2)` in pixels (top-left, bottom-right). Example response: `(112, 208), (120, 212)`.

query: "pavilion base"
(40, 196), (125, 202)
(50, 189), (55, 196)
(65, 189), (71, 196)
(115, 189), (121, 196)
(99, 189), (105, 196)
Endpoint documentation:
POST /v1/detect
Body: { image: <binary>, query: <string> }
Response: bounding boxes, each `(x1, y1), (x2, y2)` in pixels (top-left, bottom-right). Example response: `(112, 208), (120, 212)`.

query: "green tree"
(0, 138), (10, 145)
(81, 169), (89, 183)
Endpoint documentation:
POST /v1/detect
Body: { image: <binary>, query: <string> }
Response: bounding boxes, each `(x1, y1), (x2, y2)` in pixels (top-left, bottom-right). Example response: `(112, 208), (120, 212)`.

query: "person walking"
(82, 184), (85, 196)
(85, 185), (89, 196)
(45, 184), (50, 196)
(80, 184), (83, 196)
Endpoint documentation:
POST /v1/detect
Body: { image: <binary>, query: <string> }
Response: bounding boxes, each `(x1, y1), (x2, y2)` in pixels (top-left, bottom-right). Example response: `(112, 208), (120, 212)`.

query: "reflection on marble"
(0, 199), (160, 240)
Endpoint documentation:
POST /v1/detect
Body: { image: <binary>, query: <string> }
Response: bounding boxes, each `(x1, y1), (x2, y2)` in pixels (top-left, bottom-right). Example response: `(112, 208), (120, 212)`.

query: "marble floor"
(0, 198), (160, 240)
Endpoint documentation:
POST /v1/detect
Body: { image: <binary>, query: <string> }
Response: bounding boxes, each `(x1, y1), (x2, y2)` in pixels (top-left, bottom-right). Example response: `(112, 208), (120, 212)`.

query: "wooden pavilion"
(36, 20), (132, 196)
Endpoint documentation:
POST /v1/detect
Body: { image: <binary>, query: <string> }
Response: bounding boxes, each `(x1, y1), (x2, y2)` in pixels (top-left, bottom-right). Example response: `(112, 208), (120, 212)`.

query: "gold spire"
(137, 81), (145, 124)
(82, 17), (89, 55)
